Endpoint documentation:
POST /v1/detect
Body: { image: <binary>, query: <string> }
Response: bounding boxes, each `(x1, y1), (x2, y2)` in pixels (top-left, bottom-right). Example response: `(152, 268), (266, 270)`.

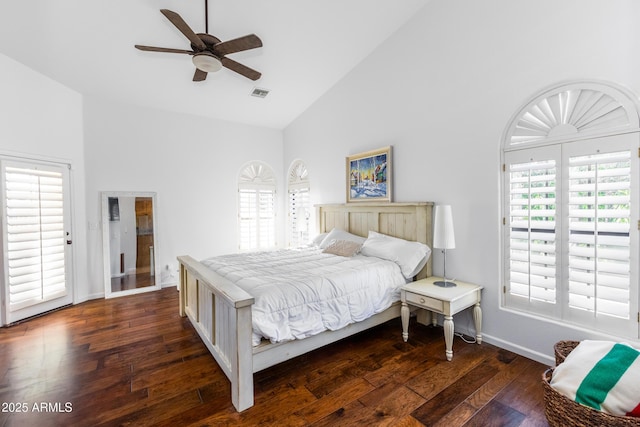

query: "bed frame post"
(232, 303), (254, 411)
(177, 255), (255, 412)
(179, 263), (186, 317)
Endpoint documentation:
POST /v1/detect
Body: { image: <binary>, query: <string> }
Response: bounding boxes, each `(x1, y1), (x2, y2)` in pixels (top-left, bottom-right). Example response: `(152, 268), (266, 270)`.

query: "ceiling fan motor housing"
(195, 33), (221, 49)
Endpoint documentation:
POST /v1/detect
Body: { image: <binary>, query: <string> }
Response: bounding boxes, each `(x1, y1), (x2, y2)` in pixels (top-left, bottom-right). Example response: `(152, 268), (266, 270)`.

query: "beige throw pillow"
(322, 239), (362, 257)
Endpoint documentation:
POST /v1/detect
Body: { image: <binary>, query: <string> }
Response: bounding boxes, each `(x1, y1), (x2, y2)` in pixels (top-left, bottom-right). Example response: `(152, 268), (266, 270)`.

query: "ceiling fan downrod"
(204, 0), (208, 34)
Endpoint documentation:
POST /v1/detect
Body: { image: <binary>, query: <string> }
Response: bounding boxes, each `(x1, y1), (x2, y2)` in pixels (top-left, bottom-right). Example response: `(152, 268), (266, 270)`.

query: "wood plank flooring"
(0, 288), (551, 426)
(111, 272), (155, 293)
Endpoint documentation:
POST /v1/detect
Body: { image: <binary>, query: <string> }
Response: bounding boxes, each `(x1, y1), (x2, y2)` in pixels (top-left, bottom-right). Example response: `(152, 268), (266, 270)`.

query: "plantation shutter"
(563, 135), (638, 337)
(258, 189), (275, 248)
(238, 189), (275, 250)
(3, 164), (69, 313)
(237, 161), (277, 251)
(504, 134), (638, 337)
(504, 147), (560, 314)
(567, 151), (631, 318)
(288, 188), (310, 247)
(238, 189), (258, 250)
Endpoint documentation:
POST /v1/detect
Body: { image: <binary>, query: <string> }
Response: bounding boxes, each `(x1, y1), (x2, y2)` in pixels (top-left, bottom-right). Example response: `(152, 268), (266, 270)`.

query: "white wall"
(0, 52), (89, 307)
(284, 0), (640, 363)
(83, 96), (283, 298)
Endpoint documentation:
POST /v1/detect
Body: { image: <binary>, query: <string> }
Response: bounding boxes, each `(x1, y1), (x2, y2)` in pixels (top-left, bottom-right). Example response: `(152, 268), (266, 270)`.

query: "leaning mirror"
(101, 191), (161, 298)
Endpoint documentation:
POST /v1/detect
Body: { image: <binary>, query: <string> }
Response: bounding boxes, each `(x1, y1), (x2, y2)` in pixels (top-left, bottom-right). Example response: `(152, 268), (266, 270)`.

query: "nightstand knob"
(420, 297), (425, 303)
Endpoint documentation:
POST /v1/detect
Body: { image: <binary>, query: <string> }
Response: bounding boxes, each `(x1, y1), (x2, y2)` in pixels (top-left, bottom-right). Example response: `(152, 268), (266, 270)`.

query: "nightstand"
(401, 277), (483, 361)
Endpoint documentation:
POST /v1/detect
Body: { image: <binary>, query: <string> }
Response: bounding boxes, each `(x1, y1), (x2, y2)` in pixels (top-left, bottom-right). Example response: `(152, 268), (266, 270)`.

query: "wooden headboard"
(316, 202), (433, 279)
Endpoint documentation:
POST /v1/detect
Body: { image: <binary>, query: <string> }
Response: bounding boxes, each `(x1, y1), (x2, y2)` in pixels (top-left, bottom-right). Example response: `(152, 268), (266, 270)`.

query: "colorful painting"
(346, 146), (392, 202)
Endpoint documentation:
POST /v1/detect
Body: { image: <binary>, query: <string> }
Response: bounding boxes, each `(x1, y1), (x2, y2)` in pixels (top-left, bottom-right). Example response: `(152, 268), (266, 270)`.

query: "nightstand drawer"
(405, 291), (444, 312)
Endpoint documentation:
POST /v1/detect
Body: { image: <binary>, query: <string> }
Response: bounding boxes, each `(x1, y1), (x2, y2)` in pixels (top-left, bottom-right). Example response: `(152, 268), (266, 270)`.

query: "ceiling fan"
(135, 0), (263, 82)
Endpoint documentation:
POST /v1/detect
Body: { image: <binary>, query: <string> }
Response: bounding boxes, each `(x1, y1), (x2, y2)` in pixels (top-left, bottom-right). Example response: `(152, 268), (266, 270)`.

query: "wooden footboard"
(179, 254), (411, 413)
(177, 255), (255, 411)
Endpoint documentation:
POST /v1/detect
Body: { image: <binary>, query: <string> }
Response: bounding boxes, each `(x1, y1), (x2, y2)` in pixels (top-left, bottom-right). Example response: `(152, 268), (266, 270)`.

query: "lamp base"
(433, 280), (457, 287)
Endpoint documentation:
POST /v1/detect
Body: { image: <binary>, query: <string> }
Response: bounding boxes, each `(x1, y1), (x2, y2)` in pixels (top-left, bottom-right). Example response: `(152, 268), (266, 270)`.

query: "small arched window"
(238, 161), (277, 250)
(287, 160), (310, 247)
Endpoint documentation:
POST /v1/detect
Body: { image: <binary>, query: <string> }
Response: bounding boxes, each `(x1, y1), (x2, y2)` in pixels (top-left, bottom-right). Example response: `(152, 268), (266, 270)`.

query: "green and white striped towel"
(550, 340), (640, 417)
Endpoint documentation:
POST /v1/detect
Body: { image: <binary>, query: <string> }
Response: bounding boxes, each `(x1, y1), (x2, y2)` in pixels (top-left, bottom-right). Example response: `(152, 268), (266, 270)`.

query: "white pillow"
(311, 233), (328, 247)
(319, 228), (366, 249)
(360, 230), (431, 279)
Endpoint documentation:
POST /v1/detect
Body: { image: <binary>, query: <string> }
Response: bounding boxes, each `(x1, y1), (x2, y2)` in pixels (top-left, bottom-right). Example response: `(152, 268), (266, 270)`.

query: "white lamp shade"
(433, 205), (455, 249)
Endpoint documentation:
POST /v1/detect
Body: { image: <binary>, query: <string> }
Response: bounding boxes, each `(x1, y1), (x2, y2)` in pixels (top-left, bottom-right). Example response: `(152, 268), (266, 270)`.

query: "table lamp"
(433, 204), (456, 287)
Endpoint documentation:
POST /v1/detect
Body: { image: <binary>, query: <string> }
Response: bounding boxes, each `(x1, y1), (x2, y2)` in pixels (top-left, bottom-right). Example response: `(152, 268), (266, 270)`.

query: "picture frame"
(346, 146), (392, 203)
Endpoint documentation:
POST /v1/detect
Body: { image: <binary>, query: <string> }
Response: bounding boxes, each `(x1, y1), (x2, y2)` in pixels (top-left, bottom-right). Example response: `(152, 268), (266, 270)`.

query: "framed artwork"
(346, 146), (392, 203)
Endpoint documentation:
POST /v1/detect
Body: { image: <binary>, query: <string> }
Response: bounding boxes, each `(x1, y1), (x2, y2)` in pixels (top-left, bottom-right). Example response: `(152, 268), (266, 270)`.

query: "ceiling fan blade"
(160, 9), (206, 50)
(213, 34), (262, 56)
(221, 57), (261, 81)
(135, 45), (194, 55)
(193, 68), (208, 82)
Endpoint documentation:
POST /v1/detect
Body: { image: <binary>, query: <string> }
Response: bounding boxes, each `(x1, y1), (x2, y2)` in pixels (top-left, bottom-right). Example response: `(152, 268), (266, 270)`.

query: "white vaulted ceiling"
(0, 0), (429, 129)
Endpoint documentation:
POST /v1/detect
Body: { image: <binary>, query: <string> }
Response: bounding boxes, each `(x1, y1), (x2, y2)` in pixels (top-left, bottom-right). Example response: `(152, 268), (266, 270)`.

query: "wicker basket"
(542, 340), (640, 427)
(553, 340), (580, 366)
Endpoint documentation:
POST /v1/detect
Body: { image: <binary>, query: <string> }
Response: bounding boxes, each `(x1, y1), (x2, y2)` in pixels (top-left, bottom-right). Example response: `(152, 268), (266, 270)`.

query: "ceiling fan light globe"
(192, 53), (222, 73)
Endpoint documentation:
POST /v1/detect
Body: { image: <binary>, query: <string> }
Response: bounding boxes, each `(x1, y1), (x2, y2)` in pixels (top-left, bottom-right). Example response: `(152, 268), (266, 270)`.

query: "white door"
(1, 160), (73, 325)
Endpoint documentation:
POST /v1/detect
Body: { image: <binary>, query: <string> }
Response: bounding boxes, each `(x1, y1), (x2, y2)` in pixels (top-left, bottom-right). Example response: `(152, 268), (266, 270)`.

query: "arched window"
(501, 80), (640, 338)
(287, 160), (310, 247)
(238, 161), (277, 250)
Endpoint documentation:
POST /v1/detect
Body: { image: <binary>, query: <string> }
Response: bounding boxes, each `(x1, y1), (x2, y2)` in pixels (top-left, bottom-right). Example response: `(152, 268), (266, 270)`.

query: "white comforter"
(200, 247), (406, 346)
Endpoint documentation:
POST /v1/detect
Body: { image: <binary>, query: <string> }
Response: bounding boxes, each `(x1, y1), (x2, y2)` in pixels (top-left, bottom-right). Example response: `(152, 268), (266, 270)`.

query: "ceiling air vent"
(251, 87), (269, 98)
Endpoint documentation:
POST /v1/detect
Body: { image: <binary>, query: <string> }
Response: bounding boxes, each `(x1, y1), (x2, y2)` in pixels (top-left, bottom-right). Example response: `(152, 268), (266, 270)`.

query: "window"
(238, 161), (276, 250)
(502, 82), (640, 338)
(287, 160), (310, 247)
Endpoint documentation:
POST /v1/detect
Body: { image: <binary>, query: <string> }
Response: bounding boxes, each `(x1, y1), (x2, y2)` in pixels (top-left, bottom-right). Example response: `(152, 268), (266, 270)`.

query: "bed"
(177, 202), (433, 412)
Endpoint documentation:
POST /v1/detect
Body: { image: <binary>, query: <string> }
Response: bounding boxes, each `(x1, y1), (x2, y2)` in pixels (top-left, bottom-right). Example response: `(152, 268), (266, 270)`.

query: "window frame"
(237, 161), (277, 251)
(287, 160), (310, 248)
(501, 81), (640, 339)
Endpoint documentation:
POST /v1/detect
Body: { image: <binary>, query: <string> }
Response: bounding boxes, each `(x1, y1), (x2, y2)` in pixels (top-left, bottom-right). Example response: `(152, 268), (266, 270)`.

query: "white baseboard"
(452, 324), (554, 367)
(161, 279), (178, 289)
(76, 291), (105, 303)
(476, 332), (554, 366)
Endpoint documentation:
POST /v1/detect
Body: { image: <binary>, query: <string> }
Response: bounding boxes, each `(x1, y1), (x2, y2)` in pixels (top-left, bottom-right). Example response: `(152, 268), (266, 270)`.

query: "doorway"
(0, 159), (74, 325)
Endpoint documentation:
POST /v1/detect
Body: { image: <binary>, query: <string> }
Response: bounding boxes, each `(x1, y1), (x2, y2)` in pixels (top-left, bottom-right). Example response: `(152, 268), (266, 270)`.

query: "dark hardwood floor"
(111, 272), (155, 293)
(0, 288), (550, 426)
